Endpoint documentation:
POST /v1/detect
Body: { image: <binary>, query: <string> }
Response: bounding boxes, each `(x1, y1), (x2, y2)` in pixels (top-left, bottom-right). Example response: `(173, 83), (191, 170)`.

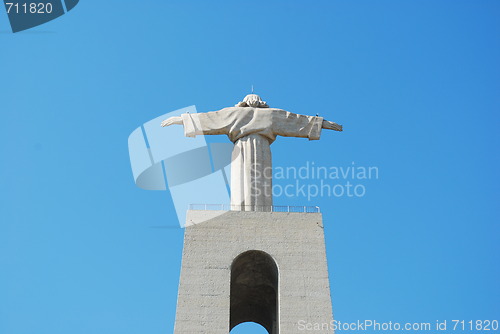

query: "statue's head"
(235, 94), (269, 108)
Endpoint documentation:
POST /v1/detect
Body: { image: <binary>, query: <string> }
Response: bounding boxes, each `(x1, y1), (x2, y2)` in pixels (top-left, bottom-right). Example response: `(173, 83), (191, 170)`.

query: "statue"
(161, 94), (343, 211)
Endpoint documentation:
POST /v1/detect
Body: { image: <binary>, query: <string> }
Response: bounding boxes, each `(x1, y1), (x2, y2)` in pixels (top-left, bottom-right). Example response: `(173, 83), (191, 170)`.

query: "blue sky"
(1, 1), (499, 333)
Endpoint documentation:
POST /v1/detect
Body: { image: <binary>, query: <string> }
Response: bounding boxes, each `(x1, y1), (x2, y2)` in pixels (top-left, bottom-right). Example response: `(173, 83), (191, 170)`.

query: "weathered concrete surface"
(174, 210), (334, 333)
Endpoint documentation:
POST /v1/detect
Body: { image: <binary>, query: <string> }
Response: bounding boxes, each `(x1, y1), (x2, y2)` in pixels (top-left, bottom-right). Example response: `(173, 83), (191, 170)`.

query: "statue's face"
(243, 94), (263, 107)
(236, 93), (268, 108)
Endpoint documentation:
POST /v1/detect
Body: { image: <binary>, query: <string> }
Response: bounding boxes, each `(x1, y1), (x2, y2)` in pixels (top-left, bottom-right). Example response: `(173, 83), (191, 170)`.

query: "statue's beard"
(244, 100), (269, 108)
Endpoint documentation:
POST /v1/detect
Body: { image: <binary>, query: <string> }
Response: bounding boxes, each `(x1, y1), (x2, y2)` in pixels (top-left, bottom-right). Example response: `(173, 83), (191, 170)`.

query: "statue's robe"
(181, 107), (323, 210)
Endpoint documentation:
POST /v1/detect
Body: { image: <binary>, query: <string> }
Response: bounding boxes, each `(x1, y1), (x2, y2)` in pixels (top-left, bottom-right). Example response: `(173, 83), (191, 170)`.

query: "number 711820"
(5, 2), (54, 14)
(452, 320), (499, 331)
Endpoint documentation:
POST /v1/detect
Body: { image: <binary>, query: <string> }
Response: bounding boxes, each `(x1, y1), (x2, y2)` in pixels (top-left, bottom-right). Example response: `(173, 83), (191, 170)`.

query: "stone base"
(174, 210), (334, 333)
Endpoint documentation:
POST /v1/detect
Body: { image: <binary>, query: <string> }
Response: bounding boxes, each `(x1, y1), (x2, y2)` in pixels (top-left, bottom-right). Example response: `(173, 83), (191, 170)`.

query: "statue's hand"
(322, 120), (343, 131)
(161, 116), (183, 127)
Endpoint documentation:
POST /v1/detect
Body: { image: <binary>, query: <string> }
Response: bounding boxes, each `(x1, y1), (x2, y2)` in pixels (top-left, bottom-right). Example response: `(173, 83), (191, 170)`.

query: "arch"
(230, 250), (279, 334)
(231, 321), (269, 333)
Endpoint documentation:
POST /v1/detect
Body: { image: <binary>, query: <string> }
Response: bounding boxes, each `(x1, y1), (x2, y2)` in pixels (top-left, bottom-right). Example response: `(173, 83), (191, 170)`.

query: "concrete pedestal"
(174, 210), (334, 333)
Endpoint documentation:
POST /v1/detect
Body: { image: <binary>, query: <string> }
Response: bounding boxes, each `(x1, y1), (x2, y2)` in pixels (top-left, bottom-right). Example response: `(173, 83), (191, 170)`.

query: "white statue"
(161, 94), (342, 211)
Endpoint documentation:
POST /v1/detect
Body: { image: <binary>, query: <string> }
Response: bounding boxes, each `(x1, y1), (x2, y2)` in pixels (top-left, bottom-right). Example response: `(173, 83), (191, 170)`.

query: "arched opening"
(230, 321), (268, 333)
(230, 250), (279, 334)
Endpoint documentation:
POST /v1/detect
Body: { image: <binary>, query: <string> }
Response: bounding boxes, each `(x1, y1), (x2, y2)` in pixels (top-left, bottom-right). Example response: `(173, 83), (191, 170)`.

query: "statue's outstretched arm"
(322, 120), (343, 132)
(161, 116), (183, 127)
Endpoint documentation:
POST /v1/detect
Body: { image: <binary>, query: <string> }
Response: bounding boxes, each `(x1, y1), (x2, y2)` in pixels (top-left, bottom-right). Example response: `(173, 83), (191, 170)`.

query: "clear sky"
(1, 1), (499, 333)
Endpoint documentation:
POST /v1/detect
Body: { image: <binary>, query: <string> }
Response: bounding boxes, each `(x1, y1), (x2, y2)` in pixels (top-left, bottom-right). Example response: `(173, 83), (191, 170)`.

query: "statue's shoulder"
(220, 106), (255, 113)
(266, 108), (289, 115)
(222, 106), (244, 111)
(208, 107), (240, 114)
(216, 107), (288, 114)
